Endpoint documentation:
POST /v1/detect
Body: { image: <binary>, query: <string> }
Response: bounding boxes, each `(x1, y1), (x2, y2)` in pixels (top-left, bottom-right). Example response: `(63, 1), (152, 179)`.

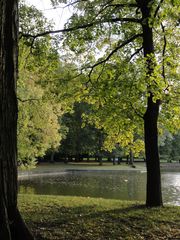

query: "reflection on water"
(18, 170), (180, 205)
(161, 173), (180, 206)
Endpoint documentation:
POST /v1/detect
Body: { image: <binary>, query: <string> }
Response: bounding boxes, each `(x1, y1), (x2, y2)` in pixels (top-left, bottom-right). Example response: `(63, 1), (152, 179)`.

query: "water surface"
(19, 170), (180, 205)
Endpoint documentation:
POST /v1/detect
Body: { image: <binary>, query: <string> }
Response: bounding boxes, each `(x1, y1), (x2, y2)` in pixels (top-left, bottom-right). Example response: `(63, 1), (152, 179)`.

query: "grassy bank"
(18, 194), (180, 240)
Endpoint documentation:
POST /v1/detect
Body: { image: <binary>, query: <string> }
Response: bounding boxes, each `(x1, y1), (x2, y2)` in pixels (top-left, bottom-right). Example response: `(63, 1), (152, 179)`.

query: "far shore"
(18, 162), (180, 179)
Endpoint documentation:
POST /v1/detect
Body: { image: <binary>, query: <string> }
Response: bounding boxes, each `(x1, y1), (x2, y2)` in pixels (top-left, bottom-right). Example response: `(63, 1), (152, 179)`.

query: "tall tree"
(0, 0), (33, 239)
(32, 0), (179, 207)
(139, 0), (162, 207)
(18, 3), (65, 168)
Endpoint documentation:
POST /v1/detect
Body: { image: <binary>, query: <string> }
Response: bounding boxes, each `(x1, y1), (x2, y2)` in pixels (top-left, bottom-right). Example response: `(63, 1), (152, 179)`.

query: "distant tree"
(159, 131), (180, 162)
(159, 131), (173, 161)
(59, 102), (104, 160)
(171, 133), (180, 161)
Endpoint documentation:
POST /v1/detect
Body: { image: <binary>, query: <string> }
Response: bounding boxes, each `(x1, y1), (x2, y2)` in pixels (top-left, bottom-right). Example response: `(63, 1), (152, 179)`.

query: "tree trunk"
(112, 156), (116, 165)
(129, 150), (134, 166)
(126, 155), (129, 164)
(98, 156), (103, 166)
(117, 157), (121, 165)
(0, 1), (34, 239)
(144, 96), (162, 207)
(138, 0), (163, 207)
(107, 157), (111, 162)
(50, 151), (55, 163)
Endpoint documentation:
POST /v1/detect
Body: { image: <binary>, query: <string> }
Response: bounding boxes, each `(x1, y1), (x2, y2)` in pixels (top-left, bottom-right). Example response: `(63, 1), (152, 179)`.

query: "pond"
(18, 170), (180, 206)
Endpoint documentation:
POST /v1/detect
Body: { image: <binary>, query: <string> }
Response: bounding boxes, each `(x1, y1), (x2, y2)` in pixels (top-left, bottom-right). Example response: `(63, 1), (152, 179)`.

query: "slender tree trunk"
(0, 1), (34, 239)
(112, 156), (116, 165)
(144, 96), (162, 207)
(50, 151), (55, 163)
(129, 149), (134, 166)
(138, 0), (163, 207)
(107, 157), (111, 162)
(98, 156), (103, 166)
(126, 155), (129, 164)
(117, 157), (121, 165)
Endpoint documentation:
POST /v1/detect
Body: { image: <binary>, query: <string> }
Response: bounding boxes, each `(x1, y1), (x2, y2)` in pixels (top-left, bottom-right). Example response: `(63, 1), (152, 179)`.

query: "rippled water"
(18, 170), (180, 205)
(161, 172), (180, 205)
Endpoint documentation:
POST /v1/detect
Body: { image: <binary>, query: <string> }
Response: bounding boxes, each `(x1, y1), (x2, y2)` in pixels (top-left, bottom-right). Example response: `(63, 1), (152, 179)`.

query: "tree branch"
(129, 47), (143, 61)
(63, 0), (87, 8)
(109, 3), (138, 8)
(109, 17), (141, 24)
(94, 2), (138, 19)
(130, 102), (144, 119)
(161, 23), (167, 83)
(20, 18), (141, 39)
(154, 0), (164, 19)
(17, 97), (40, 103)
(88, 33), (143, 77)
(50, 0), (138, 10)
(40, 0), (87, 11)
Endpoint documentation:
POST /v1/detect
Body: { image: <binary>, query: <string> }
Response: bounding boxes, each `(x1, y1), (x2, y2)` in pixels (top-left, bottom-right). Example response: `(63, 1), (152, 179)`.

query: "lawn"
(18, 194), (180, 240)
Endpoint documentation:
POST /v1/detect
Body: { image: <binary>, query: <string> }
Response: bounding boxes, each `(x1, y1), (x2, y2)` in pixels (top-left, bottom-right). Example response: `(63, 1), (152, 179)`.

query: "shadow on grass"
(24, 203), (180, 240)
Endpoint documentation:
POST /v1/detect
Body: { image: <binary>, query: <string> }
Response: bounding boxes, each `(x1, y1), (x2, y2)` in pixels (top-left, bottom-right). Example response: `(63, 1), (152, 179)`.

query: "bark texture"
(0, 0), (34, 238)
(138, 0), (163, 207)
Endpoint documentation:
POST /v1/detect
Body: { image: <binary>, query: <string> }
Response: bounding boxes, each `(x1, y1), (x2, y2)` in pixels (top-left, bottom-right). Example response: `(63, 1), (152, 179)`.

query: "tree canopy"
(53, 0), (180, 142)
(18, 3), (66, 167)
(44, 0), (180, 207)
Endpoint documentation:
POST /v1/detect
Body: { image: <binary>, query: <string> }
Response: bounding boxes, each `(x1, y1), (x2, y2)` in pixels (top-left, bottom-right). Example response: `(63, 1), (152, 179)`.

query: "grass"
(18, 194), (180, 240)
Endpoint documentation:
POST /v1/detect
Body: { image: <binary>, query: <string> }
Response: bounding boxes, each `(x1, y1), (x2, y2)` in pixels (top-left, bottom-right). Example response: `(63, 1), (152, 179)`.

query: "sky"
(25, 0), (72, 29)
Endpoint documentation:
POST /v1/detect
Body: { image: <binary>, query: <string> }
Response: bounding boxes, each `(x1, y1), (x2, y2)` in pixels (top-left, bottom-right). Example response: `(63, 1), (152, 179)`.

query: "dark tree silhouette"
(0, 0), (34, 239)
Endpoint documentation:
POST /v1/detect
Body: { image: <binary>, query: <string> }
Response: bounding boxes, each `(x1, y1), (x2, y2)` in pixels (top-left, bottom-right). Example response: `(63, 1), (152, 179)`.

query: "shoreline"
(18, 162), (180, 179)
